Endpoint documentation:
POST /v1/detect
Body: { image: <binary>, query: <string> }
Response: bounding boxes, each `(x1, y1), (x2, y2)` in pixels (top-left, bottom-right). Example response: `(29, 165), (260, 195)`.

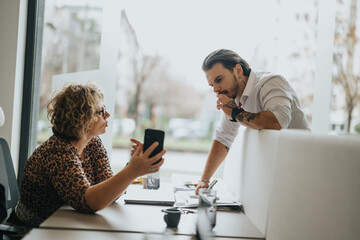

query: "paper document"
(174, 190), (242, 210)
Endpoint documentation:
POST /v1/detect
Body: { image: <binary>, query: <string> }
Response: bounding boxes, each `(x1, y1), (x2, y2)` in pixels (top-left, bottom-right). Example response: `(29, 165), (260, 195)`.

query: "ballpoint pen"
(208, 179), (218, 189)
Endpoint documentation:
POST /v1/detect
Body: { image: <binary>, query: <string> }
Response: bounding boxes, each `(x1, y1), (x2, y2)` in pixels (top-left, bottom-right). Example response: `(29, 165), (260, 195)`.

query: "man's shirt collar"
(238, 70), (256, 105)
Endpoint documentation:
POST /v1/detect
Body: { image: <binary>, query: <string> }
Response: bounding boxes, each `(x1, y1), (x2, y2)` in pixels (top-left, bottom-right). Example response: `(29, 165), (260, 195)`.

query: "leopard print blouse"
(15, 134), (113, 226)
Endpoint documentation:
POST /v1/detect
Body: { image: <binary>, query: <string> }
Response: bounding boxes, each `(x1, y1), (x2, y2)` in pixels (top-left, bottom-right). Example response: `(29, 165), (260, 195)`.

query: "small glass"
(142, 176), (148, 189)
(198, 188), (217, 228)
(146, 172), (160, 189)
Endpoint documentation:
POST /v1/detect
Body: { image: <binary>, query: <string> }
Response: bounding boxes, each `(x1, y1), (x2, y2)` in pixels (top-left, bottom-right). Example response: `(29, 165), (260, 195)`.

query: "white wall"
(0, 0), (27, 173)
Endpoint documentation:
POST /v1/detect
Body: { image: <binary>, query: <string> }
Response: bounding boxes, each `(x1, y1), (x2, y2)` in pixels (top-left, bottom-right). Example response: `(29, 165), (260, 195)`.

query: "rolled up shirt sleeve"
(214, 112), (240, 148)
(259, 77), (293, 129)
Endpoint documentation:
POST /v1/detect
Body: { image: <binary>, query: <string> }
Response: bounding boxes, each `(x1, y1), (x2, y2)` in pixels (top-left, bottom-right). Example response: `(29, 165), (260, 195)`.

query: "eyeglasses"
(96, 105), (107, 118)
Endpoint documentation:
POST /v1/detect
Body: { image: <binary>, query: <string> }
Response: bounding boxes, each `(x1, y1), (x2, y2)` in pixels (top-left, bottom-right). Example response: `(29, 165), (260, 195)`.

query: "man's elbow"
(252, 120), (282, 130)
(262, 112), (282, 130)
(268, 121), (282, 130)
(263, 121), (282, 130)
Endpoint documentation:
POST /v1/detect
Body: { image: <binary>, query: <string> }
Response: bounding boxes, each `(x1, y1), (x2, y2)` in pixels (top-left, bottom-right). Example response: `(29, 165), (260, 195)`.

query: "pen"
(208, 179), (218, 189)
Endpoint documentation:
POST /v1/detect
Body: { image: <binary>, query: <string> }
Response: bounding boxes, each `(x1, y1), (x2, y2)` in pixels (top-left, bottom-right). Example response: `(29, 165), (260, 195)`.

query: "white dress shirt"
(214, 71), (310, 147)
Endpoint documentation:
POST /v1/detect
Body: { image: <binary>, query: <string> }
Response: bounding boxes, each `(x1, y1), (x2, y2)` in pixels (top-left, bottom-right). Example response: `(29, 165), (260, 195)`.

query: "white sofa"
(224, 128), (360, 240)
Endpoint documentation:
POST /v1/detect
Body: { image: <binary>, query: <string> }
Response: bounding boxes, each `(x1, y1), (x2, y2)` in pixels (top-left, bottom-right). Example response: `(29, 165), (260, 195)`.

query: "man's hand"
(216, 93), (238, 118)
(195, 181), (209, 195)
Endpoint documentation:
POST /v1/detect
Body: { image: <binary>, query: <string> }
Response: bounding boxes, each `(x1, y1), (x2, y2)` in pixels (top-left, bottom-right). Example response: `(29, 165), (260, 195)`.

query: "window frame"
(18, 0), (45, 186)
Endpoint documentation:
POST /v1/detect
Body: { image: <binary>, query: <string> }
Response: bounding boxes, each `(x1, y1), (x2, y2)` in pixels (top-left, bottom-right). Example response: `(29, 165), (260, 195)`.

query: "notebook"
(123, 184), (175, 206)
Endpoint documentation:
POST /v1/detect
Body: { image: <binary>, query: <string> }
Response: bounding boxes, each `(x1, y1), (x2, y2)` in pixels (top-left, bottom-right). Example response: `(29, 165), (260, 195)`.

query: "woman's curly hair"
(47, 83), (104, 141)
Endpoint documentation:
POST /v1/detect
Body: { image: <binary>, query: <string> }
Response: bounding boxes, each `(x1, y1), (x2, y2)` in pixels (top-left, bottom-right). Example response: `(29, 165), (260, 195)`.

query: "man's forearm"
(222, 99), (281, 130)
(201, 140), (229, 181)
(234, 110), (281, 130)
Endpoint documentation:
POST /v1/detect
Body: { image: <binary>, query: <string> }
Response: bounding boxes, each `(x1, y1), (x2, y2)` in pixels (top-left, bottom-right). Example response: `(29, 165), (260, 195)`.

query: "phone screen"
(143, 128), (165, 165)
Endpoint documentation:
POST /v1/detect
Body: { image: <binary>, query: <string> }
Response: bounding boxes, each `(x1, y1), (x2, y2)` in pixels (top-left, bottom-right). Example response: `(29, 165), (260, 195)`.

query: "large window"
(32, 0), (327, 181)
(331, 0), (360, 135)
(38, 1), (103, 141)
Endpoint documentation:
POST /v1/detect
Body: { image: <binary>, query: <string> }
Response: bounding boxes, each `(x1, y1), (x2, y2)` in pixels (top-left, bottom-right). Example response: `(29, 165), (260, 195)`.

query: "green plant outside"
(355, 123), (360, 134)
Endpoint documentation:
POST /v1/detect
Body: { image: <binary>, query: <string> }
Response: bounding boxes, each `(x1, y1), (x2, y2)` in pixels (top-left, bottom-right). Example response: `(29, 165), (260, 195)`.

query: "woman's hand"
(84, 140), (165, 212)
(130, 138), (143, 157)
(127, 141), (166, 178)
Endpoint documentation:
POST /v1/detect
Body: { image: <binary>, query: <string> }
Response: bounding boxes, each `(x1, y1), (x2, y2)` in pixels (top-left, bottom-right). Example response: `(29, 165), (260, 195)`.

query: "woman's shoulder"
(26, 135), (76, 172)
(88, 136), (104, 147)
(41, 135), (72, 150)
(86, 136), (107, 155)
(32, 135), (75, 159)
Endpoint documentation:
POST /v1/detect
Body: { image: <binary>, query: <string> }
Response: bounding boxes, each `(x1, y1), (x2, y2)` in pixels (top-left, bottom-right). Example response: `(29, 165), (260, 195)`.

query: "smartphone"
(143, 128), (165, 165)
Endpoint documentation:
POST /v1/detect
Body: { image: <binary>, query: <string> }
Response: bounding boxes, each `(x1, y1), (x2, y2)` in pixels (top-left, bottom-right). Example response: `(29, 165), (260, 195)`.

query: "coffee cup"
(163, 208), (181, 228)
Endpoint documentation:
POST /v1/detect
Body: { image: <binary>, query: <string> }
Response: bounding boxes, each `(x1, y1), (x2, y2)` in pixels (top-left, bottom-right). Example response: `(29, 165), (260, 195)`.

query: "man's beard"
(218, 74), (239, 99)
(230, 74), (239, 99)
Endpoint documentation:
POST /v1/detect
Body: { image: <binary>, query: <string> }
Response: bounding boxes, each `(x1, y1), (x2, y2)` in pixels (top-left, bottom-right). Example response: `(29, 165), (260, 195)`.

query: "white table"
(23, 228), (263, 240)
(37, 182), (264, 239)
(40, 199), (263, 239)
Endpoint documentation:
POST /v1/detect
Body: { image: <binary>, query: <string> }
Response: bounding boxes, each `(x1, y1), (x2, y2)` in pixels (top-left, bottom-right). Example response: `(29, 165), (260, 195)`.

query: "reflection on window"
(331, 0), (360, 135)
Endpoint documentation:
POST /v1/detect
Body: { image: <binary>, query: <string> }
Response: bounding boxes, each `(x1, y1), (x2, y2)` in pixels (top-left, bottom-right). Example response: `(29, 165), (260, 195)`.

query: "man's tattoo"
(223, 100), (237, 109)
(235, 111), (258, 123)
(225, 146), (230, 152)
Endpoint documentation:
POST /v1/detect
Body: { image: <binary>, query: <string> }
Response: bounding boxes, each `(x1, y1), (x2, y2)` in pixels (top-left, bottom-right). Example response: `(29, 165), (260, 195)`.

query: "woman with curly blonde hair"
(11, 83), (166, 227)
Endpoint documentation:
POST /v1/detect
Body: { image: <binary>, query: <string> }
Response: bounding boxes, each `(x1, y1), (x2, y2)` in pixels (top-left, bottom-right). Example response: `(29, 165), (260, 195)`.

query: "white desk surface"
(23, 228), (263, 240)
(40, 200), (263, 239)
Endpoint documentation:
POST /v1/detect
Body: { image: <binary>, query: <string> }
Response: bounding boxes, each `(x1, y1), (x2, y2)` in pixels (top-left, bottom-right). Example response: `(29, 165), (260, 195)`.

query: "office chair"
(0, 185), (6, 223)
(0, 137), (27, 238)
(0, 137), (19, 218)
